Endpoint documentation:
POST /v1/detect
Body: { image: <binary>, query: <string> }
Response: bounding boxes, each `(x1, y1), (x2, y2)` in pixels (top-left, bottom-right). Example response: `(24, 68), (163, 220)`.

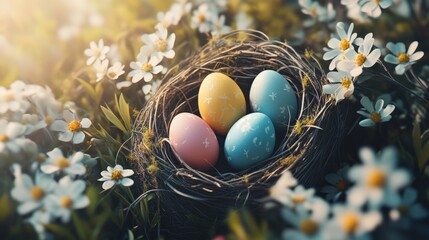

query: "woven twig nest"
(132, 30), (345, 212)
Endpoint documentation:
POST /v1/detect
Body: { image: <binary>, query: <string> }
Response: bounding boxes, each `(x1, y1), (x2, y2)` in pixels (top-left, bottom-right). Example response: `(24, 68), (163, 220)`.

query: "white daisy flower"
(50, 109), (92, 144)
(40, 148), (86, 176)
(298, 0), (335, 25)
(323, 22), (358, 70)
(94, 59), (109, 82)
(84, 39), (110, 66)
(337, 33), (381, 77)
(324, 204), (381, 239)
(235, 11), (253, 30)
(360, 0), (393, 18)
(384, 41), (424, 75)
(45, 176), (89, 223)
(347, 147), (411, 208)
(322, 71), (355, 103)
(141, 25), (176, 60)
(0, 120), (27, 155)
(157, 0), (191, 28)
(106, 62), (125, 80)
(210, 14), (231, 36)
(389, 188), (428, 226)
(269, 171), (298, 201)
(0, 81), (31, 114)
(357, 96), (395, 127)
(142, 79), (162, 100)
(340, 0), (358, 5)
(11, 171), (56, 215)
(282, 198), (330, 239)
(28, 85), (62, 128)
(27, 209), (52, 240)
(191, 3), (214, 33)
(128, 50), (164, 83)
(321, 166), (350, 201)
(275, 185), (316, 210)
(116, 79), (133, 90)
(98, 164), (134, 190)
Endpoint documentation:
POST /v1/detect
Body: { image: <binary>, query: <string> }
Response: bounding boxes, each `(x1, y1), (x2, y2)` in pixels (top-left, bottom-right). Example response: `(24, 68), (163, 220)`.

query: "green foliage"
(227, 209), (269, 240)
(413, 119), (429, 171)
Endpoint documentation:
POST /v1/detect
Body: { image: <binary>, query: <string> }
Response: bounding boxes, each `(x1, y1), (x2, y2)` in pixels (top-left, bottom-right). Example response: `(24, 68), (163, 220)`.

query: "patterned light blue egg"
(250, 70), (298, 129)
(225, 112), (275, 171)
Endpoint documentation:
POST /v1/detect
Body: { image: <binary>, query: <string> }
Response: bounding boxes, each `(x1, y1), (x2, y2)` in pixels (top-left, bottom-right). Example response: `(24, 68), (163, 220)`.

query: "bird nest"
(132, 30), (345, 211)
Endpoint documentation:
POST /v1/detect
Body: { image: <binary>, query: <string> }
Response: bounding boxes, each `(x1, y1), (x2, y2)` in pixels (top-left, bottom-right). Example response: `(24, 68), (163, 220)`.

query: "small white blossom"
(210, 15), (231, 36)
(269, 171), (298, 201)
(324, 203), (381, 239)
(235, 11), (253, 30)
(40, 148), (86, 176)
(191, 3), (214, 33)
(337, 33), (381, 77)
(360, 0), (393, 18)
(384, 41), (424, 75)
(275, 185), (316, 210)
(322, 71), (355, 103)
(357, 96), (395, 127)
(11, 171), (56, 215)
(298, 0), (335, 26)
(128, 50), (164, 83)
(0, 81), (31, 114)
(0, 120), (27, 155)
(45, 176), (89, 223)
(389, 188), (428, 226)
(98, 164), (134, 190)
(94, 59), (109, 82)
(106, 61), (125, 80)
(50, 110), (92, 144)
(141, 25), (176, 60)
(282, 198), (330, 239)
(84, 39), (110, 66)
(323, 22), (358, 70)
(347, 147), (410, 208)
(142, 79), (162, 100)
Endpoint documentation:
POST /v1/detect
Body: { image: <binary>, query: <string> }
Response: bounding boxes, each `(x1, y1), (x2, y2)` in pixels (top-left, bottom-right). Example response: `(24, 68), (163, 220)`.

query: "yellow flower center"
(111, 169), (123, 180)
(2, 92), (14, 101)
(309, 7), (317, 16)
(155, 39), (167, 52)
(292, 195), (306, 204)
(339, 39), (350, 51)
(31, 186), (45, 200)
(354, 53), (366, 66)
(142, 63), (153, 72)
(374, 0), (381, 3)
(60, 196), (73, 208)
(56, 158), (70, 169)
(299, 219), (319, 236)
(367, 169), (386, 188)
(68, 120), (81, 132)
(108, 71), (117, 79)
(198, 14), (206, 23)
(45, 115), (53, 126)
(36, 153), (46, 163)
(341, 77), (352, 89)
(0, 134), (9, 142)
(341, 213), (359, 234)
(370, 112), (381, 123)
(94, 49), (100, 58)
(336, 179), (349, 191)
(397, 53), (409, 63)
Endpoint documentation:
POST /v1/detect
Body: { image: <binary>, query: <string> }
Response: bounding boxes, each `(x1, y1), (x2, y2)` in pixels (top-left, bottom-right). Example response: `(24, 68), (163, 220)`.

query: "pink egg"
(169, 112), (219, 170)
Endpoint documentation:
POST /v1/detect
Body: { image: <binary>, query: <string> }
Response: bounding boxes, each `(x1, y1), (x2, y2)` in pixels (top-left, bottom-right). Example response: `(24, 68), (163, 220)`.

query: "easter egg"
(224, 112), (275, 171)
(169, 112), (219, 170)
(250, 70), (298, 129)
(198, 73), (246, 135)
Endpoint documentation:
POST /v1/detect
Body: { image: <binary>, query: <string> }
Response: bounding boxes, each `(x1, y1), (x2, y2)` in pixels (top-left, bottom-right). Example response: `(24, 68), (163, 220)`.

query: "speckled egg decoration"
(250, 70), (298, 129)
(169, 112), (219, 170)
(224, 112), (275, 171)
(198, 72), (246, 135)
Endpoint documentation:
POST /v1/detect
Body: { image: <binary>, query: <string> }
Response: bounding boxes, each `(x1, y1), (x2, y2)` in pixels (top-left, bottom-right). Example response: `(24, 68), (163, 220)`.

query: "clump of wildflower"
(98, 164), (134, 190)
(384, 41), (424, 75)
(50, 109), (92, 144)
(357, 96), (395, 127)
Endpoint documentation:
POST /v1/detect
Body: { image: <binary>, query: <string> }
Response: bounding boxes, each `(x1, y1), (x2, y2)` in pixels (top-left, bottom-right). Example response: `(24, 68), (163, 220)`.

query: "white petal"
(374, 99), (384, 112)
(360, 212), (382, 232)
(388, 170), (411, 189)
(379, 0), (392, 8)
(113, 165), (123, 171)
(164, 50), (175, 59)
(120, 178), (134, 187)
(350, 67), (363, 77)
(384, 54), (399, 64)
(59, 131), (73, 142)
(395, 64), (407, 75)
(410, 51), (424, 61)
(102, 180), (115, 190)
(71, 152), (84, 164)
(347, 187), (367, 207)
(131, 72), (144, 83)
(70, 180), (86, 198)
(360, 96), (374, 112)
(41, 164), (60, 174)
(359, 119), (375, 127)
(47, 148), (64, 159)
(65, 164), (86, 176)
(407, 41), (418, 55)
(337, 61), (354, 72)
(50, 120), (67, 131)
(121, 169), (134, 177)
(80, 118), (92, 128)
(323, 84), (340, 95)
(323, 49), (341, 60)
(73, 196), (89, 209)
(18, 201), (41, 215)
(63, 110), (75, 122)
(364, 49), (381, 67)
(72, 131), (85, 144)
(328, 38), (340, 49)
(381, 104), (395, 117)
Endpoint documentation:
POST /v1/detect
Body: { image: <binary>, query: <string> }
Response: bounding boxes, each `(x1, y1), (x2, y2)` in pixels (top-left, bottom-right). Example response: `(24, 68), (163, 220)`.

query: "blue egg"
(250, 70), (298, 129)
(225, 113), (275, 171)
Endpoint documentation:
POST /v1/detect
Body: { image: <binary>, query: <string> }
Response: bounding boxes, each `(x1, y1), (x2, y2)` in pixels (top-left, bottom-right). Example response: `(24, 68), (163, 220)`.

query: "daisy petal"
(407, 41), (418, 55)
(102, 180), (115, 190)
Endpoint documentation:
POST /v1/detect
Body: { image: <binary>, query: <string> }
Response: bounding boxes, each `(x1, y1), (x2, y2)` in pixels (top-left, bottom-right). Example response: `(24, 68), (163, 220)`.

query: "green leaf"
(44, 224), (75, 240)
(0, 193), (12, 223)
(76, 78), (97, 101)
(72, 211), (90, 240)
(413, 120), (422, 157)
(117, 94), (132, 131)
(422, 129), (429, 144)
(128, 229), (135, 240)
(419, 141), (429, 169)
(101, 106), (127, 133)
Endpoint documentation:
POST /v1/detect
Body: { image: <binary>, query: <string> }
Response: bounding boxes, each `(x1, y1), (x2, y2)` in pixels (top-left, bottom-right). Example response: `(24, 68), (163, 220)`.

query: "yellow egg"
(198, 73), (246, 135)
